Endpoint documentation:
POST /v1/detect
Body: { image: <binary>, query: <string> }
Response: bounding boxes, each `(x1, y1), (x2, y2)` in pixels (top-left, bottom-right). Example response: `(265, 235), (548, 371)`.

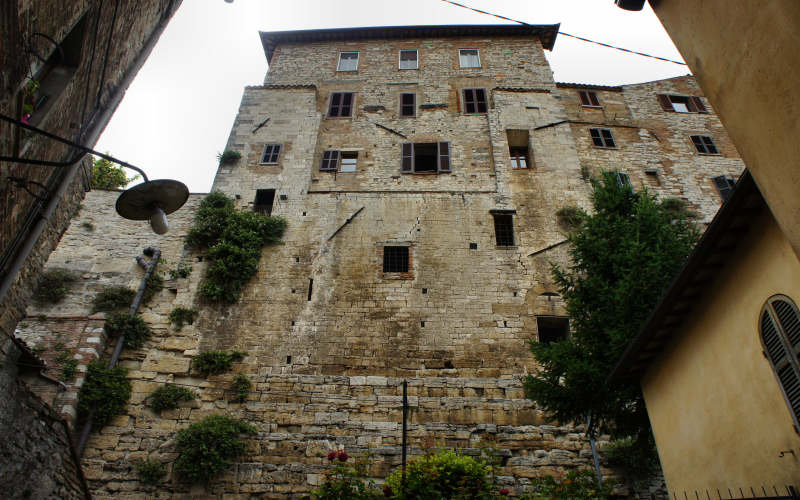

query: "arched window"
(760, 295), (800, 431)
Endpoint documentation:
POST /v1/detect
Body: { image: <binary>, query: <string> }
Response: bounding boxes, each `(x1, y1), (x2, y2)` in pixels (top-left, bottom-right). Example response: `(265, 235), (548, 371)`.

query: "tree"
(91, 155), (138, 189)
(524, 172), (699, 459)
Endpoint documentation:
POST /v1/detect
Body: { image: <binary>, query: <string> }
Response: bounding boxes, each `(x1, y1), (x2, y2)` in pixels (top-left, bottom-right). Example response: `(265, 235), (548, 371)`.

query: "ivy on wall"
(78, 361), (131, 428)
(173, 415), (257, 482)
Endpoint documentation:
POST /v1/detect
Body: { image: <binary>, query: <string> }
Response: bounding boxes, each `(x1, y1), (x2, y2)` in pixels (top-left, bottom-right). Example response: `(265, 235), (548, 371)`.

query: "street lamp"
(0, 113), (189, 234)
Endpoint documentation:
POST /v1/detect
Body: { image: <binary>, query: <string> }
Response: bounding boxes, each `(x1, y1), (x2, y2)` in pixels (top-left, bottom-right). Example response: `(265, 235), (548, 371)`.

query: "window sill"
(325, 116), (354, 120)
(259, 162), (280, 166)
(495, 245), (518, 249)
(592, 146), (618, 150)
(696, 152), (721, 156)
(581, 105), (603, 109)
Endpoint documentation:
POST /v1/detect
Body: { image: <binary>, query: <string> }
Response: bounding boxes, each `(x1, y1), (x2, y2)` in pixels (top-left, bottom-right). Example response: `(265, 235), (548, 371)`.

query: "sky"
(95, 0), (688, 193)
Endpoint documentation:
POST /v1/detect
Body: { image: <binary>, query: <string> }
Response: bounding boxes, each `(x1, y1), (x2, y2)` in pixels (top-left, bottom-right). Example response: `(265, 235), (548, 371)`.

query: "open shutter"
(712, 176), (733, 201)
(463, 89), (476, 114)
(329, 93), (342, 117)
(475, 89), (487, 113)
(762, 300), (800, 428)
(341, 92), (353, 117)
(401, 143), (413, 173)
(320, 150), (339, 171)
(657, 94), (673, 111)
(438, 142), (451, 173)
(691, 96), (708, 113)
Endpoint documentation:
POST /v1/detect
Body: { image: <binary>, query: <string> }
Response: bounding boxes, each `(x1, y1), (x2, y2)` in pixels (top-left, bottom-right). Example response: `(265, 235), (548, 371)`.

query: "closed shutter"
(438, 142), (451, 173)
(328, 93), (342, 117)
(691, 96), (708, 113)
(762, 297), (800, 430)
(320, 150), (339, 171)
(657, 94), (673, 111)
(712, 176), (734, 201)
(475, 89), (487, 113)
(340, 92), (353, 116)
(401, 143), (413, 173)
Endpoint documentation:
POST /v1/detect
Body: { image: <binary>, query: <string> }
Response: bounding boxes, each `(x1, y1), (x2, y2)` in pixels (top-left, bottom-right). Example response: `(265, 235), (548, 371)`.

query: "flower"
(21, 114), (31, 125)
(500, 488), (510, 496)
(337, 451), (349, 462)
(327, 451), (337, 461)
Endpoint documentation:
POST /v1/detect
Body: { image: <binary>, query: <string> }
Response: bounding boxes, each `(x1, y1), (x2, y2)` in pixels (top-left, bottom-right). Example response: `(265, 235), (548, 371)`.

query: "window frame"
(398, 49), (419, 70)
(399, 92), (416, 117)
(458, 48), (481, 68)
(536, 316), (570, 344)
(260, 144), (282, 164)
(690, 135), (719, 155)
(339, 151), (358, 173)
(491, 211), (516, 247)
(657, 93), (708, 114)
(382, 246), (410, 273)
(336, 51), (359, 72)
(589, 128), (616, 148)
(759, 295), (800, 433)
(509, 146), (529, 169)
(463, 88), (488, 114)
(253, 189), (276, 216)
(712, 175), (736, 201)
(401, 142), (451, 174)
(578, 90), (601, 108)
(327, 92), (355, 118)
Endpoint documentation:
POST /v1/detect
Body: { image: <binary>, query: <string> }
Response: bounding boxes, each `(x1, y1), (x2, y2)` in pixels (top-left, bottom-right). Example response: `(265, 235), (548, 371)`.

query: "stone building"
(16, 25), (744, 497)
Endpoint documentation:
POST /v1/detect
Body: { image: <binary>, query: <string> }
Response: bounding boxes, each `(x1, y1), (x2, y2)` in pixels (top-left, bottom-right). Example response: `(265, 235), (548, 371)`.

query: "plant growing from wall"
(92, 286), (136, 313)
(555, 206), (585, 230)
(104, 312), (152, 349)
(142, 270), (164, 305)
(383, 449), (497, 499)
(77, 360), (131, 428)
(56, 350), (78, 382)
(169, 262), (192, 279)
(92, 155), (139, 189)
(168, 307), (198, 331)
(193, 350), (245, 376)
(173, 415), (257, 482)
(525, 469), (613, 499)
(230, 373), (251, 403)
(186, 192), (287, 304)
(216, 149), (242, 166)
(33, 268), (76, 305)
(147, 384), (196, 413)
(135, 459), (167, 485)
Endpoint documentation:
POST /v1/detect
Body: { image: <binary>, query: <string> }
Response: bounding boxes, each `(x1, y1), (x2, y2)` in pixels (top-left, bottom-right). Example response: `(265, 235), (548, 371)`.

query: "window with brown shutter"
(578, 90), (600, 107)
(328, 92), (354, 117)
(400, 142), (452, 174)
(760, 295), (800, 432)
(657, 93), (709, 113)
(400, 93), (416, 117)
(463, 88), (487, 114)
(712, 175), (736, 201)
(589, 128), (616, 148)
(320, 150), (340, 171)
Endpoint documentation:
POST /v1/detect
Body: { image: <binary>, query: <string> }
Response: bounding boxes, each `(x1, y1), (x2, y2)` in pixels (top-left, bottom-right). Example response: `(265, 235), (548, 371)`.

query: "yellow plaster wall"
(642, 210), (800, 493)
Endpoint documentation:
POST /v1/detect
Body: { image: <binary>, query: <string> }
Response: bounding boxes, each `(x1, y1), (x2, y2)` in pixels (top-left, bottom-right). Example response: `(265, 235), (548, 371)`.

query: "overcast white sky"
(95, 0), (687, 193)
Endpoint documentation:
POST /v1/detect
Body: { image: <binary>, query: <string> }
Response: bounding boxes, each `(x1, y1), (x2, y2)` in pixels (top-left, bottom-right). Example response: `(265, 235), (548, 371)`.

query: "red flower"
(383, 485), (393, 497)
(500, 488), (510, 496)
(337, 451), (349, 462)
(327, 451), (337, 461)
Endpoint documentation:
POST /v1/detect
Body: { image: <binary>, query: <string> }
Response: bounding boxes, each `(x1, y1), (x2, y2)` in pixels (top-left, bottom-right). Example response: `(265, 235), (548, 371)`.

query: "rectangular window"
(613, 171), (631, 188)
(492, 213), (515, 246)
(399, 50), (418, 70)
(383, 246), (409, 272)
(690, 135), (719, 154)
(657, 94), (708, 113)
(463, 88), (487, 114)
(509, 147), (529, 169)
(506, 129), (531, 169)
(254, 189), (275, 216)
(578, 90), (600, 107)
(401, 142), (451, 174)
(339, 152), (357, 172)
(260, 144), (281, 164)
(328, 92), (354, 118)
(459, 48), (480, 68)
(400, 93), (416, 117)
(320, 150), (340, 171)
(337, 51), (359, 71)
(713, 176), (736, 201)
(537, 316), (569, 344)
(590, 128), (616, 148)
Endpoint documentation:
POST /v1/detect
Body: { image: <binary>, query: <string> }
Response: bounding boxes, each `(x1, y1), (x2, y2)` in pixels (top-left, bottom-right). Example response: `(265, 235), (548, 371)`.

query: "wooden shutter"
(762, 298), (800, 429)
(691, 135), (706, 153)
(601, 129), (616, 148)
(657, 94), (673, 111)
(712, 176), (733, 200)
(590, 128), (603, 146)
(691, 96), (708, 113)
(320, 150), (339, 171)
(401, 143), (413, 173)
(579, 91), (590, 106)
(340, 92), (353, 117)
(438, 142), (451, 173)
(475, 89), (487, 113)
(328, 93), (342, 117)
(464, 89), (476, 114)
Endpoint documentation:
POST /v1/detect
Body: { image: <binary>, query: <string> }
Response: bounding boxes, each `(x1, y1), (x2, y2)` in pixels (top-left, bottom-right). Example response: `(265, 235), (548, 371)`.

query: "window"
(253, 189), (275, 216)
(399, 50), (418, 70)
(590, 128), (616, 148)
(320, 150), (340, 171)
(509, 147), (529, 169)
(328, 92), (354, 118)
(260, 144), (281, 164)
(400, 93), (416, 117)
(657, 94), (708, 113)
(463, 89), (487, 114)
(401, 142), (451, 174)
(339, 152), (357, 172)
(492, 212), (515, 246)
(759, 295), (800, 431)
(578, 90), (600, 107)
(506, 129), (531, 169)
(337, 51), (359, 71)
(691, 135), (719, 154)
(383, 246), (409, 272)
(459, 49), (481, 68)
(537, 316), (569, 344)
(712, 175), (736, 201)
(320, 150), (357, 172)
(612, 171), (631, 188)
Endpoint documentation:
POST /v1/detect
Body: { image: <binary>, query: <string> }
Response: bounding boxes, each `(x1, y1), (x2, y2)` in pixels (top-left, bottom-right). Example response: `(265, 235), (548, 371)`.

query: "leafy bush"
(604, 436), (660, 484)
(524, 469), (612, 500)
(33, 268), (76, 305)
(136, 459), (167, 485)
(104, 312), (152, 349)
(384, 449), (496, 499)
(92, 156), (139, 189)
(230, 374), (251, 403)
(174, 415), (257, 482)
(92, 286), (135, 313)
(661, 197), (697, 219)
(78, 361), (131, 428)
(169, 263), (192, 279)
(555, 206), (585, 230)
(148, 384), (196, 413)
(193, 350), (246, 376)
(60, 357), (78, 382)
(217, 149), (242, 166)
(142, 271), (164, 305)
(311, 451), (382, 500)
(168, 307), (198, 331)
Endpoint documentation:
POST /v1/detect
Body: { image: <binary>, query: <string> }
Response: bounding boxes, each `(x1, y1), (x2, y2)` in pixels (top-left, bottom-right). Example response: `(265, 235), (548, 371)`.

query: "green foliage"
(174, 415), (257, 483)
(135, 459), (167, 485)
(187, 192), (287, 304)
(168, 307), (198, 331)
(142, 271), (164, 305)
(604, 436), (660, 485)
(661, 197), (697, 219)
(92, 286), (135, 313)
(78, 360), (131, 428)
(169, 263), (192, 279)
(56, 348), (78, 382)
(33, 268), (76, 305)
(91, 156), (139, 189)
(384, 449), (496, 499)
(525, 171), (699, 448)
(555, 206), (586, 230)
(524, 469), (612, 500)
(217, 149), (242, 166)
(193, 350), (246, 376)
(311, 452), (382, 500)
(148, 384), (196, 413)
(230, 374), (251, 403)
(104, 312), (152, 349)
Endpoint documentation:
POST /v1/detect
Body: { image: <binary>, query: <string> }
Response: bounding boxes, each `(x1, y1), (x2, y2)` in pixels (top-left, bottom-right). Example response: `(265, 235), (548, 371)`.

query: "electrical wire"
(439, 0), (687, 66)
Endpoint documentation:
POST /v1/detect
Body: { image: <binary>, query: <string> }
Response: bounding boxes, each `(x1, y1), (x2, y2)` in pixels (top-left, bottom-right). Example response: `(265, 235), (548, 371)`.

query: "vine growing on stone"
(78, 360), (131, 428)
(104, 312), (152, 349)
(147, 384), (196, 413)
(174, 415), (257, 482)
(193, 350), (246, 376)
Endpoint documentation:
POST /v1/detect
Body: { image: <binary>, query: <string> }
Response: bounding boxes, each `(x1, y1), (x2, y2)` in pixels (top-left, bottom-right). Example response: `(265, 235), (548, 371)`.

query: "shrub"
(168, 307), (198, 331)
(104, 312), (152, 349)
(169, 263), (192, 279)
(33, 268), (76, 305)
(524, 468), (612, 500)
(217, 149), (242, 166)
(384, 449), (495, 499)
(148, 384), (196, 413)
(604, 436), (660, 484)
(135, 459), (166, 485)
(77, 361), (131, 428)
(141, 271), (164, 305)
(311, 451), (382, 500)
(661, 197), (698, 219)
(193, 350), (246, 376)
(556, 205), (585, 230)
(92, 286), (135, 313)
(60, 357), (78, 382)
(230, 374), (251, 403)
(174, 415), (257, 482)
(92, 156), (139, 189)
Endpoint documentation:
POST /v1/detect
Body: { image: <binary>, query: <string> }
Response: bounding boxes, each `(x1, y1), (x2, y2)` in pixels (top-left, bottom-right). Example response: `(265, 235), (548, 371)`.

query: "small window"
(492, 213), (515, 246)
(401, 142), (451, 174)
(506, 129), (531, 169)
(400, 93), (416, 117)
(712, 176), (736, 201)
(260, 144), (281, 164)
(339, 152), (357, 172)
(509, 147), (529, 169)
(463, 88), (487, 114)
(760, 295), (800, 431)
(612, 171), (631, 188)
(320, 150), (340, 171)
(578, 90), (600, 107)
(537, 316), (569, 344)
(399, 50), (418, 70)
(657, 94), (708, 113)
(383, 246), (409, 273)
(459, 49), (480, 68)
(328, 92), (354, 118)
(691, 135), (719, 154)
(337, 51), (359, 71)
(590, 128), (616, 148)
(254, 189), (275, 216)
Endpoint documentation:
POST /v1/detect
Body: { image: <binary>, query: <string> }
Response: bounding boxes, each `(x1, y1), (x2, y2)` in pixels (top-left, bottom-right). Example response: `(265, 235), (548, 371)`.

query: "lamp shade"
(115, 179), (189, 222)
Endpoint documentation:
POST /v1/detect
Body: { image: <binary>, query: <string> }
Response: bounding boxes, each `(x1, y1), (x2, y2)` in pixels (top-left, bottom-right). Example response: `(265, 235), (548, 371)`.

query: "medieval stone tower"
(14, 25), (743, 497)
